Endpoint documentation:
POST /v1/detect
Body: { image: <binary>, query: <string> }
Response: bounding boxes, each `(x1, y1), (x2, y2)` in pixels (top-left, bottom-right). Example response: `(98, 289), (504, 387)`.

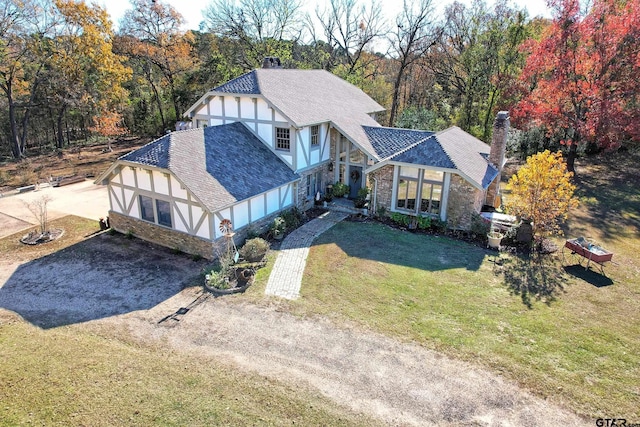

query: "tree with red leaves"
(513, 0), (640, 172)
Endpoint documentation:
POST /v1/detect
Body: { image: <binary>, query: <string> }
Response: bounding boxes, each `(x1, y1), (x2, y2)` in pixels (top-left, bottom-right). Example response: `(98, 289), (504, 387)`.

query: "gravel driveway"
(0, 233), (586, 426)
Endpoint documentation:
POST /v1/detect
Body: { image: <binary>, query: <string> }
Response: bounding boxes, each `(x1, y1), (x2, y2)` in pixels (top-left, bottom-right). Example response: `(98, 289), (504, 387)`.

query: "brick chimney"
(262, 57), (282, 69)
(485, 111), (509, 208)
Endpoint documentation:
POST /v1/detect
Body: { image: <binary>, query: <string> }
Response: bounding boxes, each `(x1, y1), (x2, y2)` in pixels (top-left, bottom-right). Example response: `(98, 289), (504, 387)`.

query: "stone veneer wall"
(368, 165), (395, 213)
(109, 209), (281, 260)
(296, 163), (331, 212)
(446, 175), (485, 230)
(109, 211), (216, 259)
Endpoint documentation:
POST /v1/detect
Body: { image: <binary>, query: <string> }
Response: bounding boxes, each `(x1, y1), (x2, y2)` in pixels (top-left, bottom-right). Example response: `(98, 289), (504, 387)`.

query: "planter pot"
(487, 232), (504, 249)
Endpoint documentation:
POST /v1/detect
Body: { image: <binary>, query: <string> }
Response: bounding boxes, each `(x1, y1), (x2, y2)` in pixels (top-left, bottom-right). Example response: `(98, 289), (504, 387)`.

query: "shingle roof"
(120, 135), (170, 168)
(429, 127), (498, 189)
(119, 123), (299, 211)
(210, 69), (386, 159)
(364, 126), (499, 189)
(363, 126), (436, 160)
(213, 71), (260, 94)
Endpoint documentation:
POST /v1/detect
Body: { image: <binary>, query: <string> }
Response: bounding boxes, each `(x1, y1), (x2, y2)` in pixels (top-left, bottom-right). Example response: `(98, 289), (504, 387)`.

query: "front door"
(349, 166), (363, 199)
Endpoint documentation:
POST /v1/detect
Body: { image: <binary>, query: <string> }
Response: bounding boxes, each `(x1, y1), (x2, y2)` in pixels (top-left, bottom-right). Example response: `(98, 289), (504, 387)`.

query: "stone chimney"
(485, 111), (509, 208)
(262, 57), (282, 69)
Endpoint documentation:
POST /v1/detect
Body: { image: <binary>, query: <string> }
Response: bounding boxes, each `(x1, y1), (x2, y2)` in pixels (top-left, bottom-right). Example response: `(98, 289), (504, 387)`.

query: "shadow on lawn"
(0, 233), (206, 329)
(316, 221), (485, 272)
(563, 264), (614, 288)
(499, 253), (567, 309)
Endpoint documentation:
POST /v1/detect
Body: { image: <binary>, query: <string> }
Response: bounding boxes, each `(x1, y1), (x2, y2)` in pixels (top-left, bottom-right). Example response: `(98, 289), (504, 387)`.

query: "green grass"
(0, 318), (377, 426)
(281, 151), (640, 419)
(292, 221), (639, 419)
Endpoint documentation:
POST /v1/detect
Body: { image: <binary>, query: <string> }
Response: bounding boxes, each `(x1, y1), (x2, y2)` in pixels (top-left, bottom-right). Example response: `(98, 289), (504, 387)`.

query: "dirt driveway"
(0, 180), (108, 239)
(0, 233), (586, 426)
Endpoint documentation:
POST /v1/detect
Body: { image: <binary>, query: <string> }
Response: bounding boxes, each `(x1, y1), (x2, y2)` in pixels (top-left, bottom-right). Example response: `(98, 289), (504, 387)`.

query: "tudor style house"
(96, 59), (508, 259)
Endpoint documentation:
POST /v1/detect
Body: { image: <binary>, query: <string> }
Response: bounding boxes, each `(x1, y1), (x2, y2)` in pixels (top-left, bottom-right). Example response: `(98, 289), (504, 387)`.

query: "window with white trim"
(139, 195), (173, 228)
(156, 199), (172, 227)
(275, 127), (290, 150)
(310, 125), (319, 146)
(139, 195), (155, 222)
(306, 171), (323, 198)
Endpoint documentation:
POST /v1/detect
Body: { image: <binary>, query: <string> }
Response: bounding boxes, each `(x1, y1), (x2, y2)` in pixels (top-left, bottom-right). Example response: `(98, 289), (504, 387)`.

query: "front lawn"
(294, 220), (639, 419)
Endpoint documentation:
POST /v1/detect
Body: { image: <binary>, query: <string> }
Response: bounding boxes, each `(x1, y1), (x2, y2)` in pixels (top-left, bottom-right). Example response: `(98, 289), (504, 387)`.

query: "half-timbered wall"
(190, 94), (330, 173)
(106, 164), (296, 242)
(108, 166), (213, 240)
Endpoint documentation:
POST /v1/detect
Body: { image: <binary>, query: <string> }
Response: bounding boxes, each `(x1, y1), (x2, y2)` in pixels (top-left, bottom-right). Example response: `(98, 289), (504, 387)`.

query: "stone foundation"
(109, 211), (216, 259)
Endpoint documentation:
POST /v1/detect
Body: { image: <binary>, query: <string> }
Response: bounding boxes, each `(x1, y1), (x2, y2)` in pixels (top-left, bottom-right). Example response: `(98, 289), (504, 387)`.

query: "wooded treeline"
(1, 0), (638, 170)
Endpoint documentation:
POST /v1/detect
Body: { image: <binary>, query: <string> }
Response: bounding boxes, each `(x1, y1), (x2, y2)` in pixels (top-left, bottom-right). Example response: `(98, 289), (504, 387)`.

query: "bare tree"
(203, 0), (303, 68)
(386, 0), (439, 126)
(26, 194), (52, 235)
(308, 0), (387, 75)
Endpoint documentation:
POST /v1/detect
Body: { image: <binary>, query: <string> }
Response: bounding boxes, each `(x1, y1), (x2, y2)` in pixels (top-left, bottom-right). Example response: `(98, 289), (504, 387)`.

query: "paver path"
(265, 210), (348, 299)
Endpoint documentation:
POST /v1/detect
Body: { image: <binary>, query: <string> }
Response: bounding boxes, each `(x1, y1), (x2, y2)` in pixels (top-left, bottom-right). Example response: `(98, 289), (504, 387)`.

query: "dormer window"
(275, 127), (290, 151)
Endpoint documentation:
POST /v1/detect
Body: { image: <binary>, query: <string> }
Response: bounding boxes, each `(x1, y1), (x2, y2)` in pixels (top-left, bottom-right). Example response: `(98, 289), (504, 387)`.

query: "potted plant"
(354, 187), (370, 209)
(332, 181), (349, 198)
(487, 229), (504, 249)
(271, 216), (286, 240)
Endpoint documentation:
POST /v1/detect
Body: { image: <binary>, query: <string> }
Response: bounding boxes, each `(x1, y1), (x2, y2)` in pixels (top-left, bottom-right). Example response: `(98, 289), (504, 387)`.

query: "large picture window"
(396, 167), (444, 215)
(276, 127), (290, 150)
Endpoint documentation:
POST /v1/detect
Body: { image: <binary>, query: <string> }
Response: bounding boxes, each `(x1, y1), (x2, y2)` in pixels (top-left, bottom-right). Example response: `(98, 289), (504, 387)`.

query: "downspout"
(372, 176), (378, 215)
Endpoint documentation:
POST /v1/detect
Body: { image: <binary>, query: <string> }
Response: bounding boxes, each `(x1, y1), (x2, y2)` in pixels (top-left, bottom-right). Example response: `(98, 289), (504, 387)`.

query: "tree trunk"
(150, 80), (166, 131)
(566, 140), (578, 174)
(389, 62), (408, 127)
(5, 82), (25, 159)
(167, 72), (180, 124)
(56, 106), (66, 149)
(8, 100), (24, 158)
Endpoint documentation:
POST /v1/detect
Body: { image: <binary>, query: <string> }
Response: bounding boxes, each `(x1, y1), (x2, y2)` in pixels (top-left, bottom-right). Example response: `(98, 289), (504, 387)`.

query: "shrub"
(205, 254), (234, 289)
(239, 237), (269, 262)
(470, 212), (490, 238)
(332, 181), (349, 197)
(416, 215), (431, 230)
(281, 207), (304, 229)
(430, 218), (447, 233)
(271, 216), (286, 236)
(245, 224), (261, 240)
(205, 269), (231, 290)
(390, 212), (411, 226)
(354, 186), (370, 208)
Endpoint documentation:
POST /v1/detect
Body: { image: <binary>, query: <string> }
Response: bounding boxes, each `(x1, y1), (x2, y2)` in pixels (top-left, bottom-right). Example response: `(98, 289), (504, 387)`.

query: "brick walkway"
(265, 211), (348, 299)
